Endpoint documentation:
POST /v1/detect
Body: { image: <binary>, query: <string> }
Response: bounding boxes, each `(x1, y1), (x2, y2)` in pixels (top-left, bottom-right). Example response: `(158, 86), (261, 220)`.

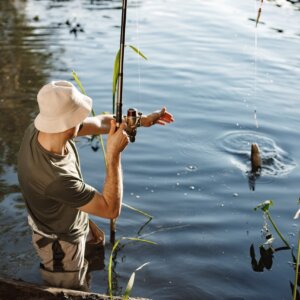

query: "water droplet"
(221, 203), (224, 207)
(186, 165), (197, 172)
(233, 193), (239, 197)
(130, 192), (134, 196)
(189, 186), (195, 190)
(151, 190), (154, 193)
(136, 195), (140, 199)
(176, 182), (180, 186)
(177, 173), (180, 176)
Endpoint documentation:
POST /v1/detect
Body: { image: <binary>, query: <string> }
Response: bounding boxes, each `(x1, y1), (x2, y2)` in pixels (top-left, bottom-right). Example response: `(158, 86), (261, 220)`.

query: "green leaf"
(122, 263), (149, 300)
(254, 200), (273, 212)
(121, 237), (157, 245)
(112, 49), (120, 113)
(128, 45), (148, 60)
(122, 203), (153, 219)
(72, 70), (86, 95)
(72, 71), (97, 116)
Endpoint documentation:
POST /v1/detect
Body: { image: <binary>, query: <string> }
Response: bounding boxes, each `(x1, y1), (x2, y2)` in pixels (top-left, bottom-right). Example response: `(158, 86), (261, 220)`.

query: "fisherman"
(17, 80), (173, 290)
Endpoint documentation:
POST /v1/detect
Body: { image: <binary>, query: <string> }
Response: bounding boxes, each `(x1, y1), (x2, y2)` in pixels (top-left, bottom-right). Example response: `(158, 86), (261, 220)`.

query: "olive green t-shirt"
(17, 124), (96, 242)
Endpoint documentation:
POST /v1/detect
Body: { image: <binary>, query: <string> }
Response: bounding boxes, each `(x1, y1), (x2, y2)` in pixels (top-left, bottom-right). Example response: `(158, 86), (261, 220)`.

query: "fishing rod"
(110, 0), (143, 244)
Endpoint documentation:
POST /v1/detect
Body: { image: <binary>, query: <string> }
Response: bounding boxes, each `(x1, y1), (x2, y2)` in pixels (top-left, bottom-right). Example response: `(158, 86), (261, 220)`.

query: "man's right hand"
(79, 119), (128, 219)
(106, 120), (129, 157)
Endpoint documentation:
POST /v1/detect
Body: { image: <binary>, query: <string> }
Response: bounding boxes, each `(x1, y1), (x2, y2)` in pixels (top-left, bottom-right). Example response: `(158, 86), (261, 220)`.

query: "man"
(17, 80), (173, 290)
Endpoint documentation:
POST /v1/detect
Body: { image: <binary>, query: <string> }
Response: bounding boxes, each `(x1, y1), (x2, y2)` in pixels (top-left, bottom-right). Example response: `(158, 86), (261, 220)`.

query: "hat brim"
(34, 94), (92, 133)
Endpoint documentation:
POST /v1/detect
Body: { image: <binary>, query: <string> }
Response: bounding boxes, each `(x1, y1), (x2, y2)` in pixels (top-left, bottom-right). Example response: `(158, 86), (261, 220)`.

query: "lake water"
(1, 0), (300, 299)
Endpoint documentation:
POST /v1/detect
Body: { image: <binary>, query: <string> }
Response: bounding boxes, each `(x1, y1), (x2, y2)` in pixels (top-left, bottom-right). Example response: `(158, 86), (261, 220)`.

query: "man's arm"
(78, 120), (128, 219)
(77, 107), (174, 137)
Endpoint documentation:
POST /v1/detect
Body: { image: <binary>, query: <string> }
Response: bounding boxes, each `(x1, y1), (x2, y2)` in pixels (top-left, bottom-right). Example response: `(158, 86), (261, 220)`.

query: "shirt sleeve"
(45, 176), (96, 208)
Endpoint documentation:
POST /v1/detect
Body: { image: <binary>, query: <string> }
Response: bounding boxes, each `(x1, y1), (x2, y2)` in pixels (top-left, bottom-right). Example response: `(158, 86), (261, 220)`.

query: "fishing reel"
(125, 108), (142, 143)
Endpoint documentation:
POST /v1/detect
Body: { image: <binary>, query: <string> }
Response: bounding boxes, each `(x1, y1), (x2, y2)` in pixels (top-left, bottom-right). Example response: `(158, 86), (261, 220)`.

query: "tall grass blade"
(266, 212), (291, 249)
(128, 45), (148, 60)
(72, 71), (87, 94)
(72, 71), (107, 166)
(293, 232), (300, 300)
(122, 203), (153, 219)
(112, 45), (147, 113)
(122, 237), (157, 245)
(122, 262), (150, 300)
(112, 49), (120, 113)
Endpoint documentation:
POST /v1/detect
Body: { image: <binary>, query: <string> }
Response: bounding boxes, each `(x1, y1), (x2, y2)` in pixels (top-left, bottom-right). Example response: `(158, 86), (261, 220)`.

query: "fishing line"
(254, 0), (259, 129)
(135, 0), (141, 102)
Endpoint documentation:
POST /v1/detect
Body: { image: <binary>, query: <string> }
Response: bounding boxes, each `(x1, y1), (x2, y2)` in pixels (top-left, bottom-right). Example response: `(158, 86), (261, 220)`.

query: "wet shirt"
(17, 124), (95, 242)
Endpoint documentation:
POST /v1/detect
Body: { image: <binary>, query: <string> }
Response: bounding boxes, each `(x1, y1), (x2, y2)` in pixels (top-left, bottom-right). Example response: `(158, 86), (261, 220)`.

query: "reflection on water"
(0, 0), (54, 201)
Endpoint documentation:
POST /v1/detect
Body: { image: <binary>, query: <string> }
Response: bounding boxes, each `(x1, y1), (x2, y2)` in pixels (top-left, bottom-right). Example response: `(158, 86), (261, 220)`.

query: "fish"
(251, 143), (262, 173)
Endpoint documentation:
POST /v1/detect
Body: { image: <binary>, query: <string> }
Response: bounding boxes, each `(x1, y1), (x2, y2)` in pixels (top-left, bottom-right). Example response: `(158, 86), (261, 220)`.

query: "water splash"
(219, 131), (296, 177)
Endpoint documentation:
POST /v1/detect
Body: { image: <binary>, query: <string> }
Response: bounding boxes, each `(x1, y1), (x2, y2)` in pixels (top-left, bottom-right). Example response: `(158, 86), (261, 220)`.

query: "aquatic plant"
(293, 202), (300, 300)
(292, 232), (300, 300)
(72, 71), (107, 165)
(112, 45), (147, 114)
(108, 237), (157, 299)
(122, 262), (149, 300)
(254, 200), (291, 249)
(253, 199), (300, 298)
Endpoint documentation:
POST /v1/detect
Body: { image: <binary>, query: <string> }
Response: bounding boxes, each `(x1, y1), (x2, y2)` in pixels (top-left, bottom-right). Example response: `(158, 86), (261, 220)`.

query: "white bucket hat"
(34, 80), (93, 133)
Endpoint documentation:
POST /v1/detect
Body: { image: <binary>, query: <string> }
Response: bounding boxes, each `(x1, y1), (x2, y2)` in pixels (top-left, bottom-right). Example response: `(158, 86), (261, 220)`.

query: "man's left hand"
(142, 107), (174, 127)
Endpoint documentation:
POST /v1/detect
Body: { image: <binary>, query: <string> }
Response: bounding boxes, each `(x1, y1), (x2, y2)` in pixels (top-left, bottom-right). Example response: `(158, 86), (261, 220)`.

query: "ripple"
(218, 131), (296, 177)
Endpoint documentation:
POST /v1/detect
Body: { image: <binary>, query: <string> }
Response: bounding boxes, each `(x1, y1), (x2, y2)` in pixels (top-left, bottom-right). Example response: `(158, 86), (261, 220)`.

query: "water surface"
(1, 0), (300, 299)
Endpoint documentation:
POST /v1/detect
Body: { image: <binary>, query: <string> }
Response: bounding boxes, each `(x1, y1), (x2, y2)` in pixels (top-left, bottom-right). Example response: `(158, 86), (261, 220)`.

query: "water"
(1, 0), (300, 299)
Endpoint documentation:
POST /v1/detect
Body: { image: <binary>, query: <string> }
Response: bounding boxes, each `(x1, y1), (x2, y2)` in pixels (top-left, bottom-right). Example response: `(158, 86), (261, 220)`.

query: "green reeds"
(122, 203), (153, 219)
(254, 200), (291, 249)
(293, 231), (300, 300)
(108, 237), (157, 299)
(123, 262), (150, 300)
(72, 71), (107, 166)
(112, 45), (147, 114)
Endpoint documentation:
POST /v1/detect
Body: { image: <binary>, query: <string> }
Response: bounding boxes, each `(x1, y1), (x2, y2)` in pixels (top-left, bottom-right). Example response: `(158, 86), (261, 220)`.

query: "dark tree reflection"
(0, 0), (54, 199)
